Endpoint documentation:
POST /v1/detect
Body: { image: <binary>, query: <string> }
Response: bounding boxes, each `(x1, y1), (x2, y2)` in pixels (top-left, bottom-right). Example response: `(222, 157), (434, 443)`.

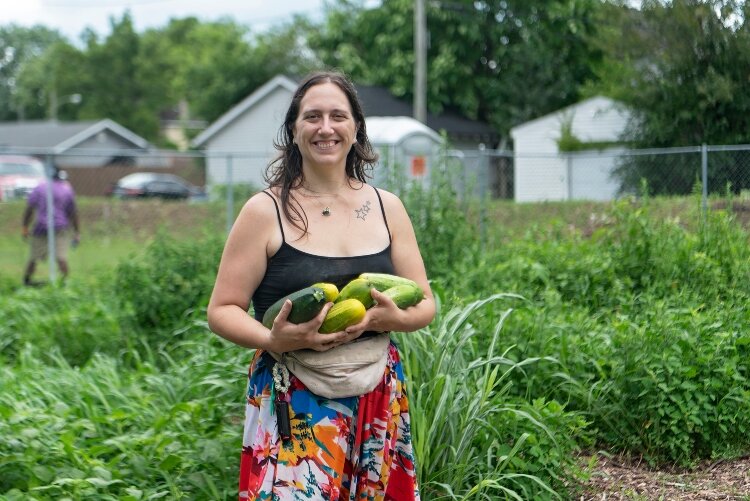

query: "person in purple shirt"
(21, 165), (80, 285)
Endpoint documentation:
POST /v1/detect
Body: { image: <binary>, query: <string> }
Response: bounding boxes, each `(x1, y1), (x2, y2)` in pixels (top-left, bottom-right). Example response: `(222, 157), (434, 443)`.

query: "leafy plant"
(113, 231), (224, 334)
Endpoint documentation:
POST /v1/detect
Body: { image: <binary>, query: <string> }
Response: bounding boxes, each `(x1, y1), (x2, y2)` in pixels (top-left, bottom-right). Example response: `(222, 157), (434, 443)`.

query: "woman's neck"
(298, 171), (353, 195)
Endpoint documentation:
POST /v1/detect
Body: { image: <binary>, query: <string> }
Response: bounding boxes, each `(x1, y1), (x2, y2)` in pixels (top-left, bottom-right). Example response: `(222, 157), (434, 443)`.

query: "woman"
(207, 70), (435, 500)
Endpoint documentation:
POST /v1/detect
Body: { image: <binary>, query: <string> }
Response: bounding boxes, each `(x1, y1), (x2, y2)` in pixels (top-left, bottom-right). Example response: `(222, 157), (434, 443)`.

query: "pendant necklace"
(300, 185), (343, 217)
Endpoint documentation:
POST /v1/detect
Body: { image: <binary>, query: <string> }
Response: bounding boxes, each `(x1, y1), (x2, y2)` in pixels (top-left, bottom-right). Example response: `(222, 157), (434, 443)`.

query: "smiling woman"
(206, 70), (436, 500)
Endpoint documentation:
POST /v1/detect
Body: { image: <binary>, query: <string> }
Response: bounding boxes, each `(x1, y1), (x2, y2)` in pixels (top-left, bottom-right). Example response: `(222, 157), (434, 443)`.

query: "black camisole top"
(252, 186), (396, 322)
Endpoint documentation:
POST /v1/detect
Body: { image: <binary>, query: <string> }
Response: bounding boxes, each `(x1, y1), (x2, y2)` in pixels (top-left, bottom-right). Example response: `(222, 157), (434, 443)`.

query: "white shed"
(365, 116), (442, 189)
(510, 96), (630, 202)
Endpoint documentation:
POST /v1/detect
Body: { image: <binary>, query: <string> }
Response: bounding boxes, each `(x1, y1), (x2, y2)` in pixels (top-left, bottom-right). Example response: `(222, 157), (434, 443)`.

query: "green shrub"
(113, 231), (224, 333)
(588, 300), (750, 465)
(400, 159), (484, 287)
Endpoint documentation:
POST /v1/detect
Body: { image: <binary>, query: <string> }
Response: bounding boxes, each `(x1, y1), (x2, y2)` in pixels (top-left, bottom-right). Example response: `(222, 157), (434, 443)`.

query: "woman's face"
(293, 82), (358, 171)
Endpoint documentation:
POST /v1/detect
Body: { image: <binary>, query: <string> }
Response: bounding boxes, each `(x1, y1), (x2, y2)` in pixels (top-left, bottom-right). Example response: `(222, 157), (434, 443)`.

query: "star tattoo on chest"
(355, 200), (372, 220)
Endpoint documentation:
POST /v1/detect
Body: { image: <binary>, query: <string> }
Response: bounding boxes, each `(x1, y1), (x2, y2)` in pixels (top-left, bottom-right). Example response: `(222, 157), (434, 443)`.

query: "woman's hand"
(344, 288), (406, 336)
(267, 300), (357, 352)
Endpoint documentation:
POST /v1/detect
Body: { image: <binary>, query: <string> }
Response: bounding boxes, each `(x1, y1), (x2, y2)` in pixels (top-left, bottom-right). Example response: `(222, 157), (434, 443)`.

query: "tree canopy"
(0, 24), (67, 120)
(2, 0), (750, 151)
(590, 0), (750, 147)
(309, 0), (604, 143)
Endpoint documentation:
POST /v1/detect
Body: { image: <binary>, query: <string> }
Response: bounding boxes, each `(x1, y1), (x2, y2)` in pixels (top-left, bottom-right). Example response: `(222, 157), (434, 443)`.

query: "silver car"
(0, 155), (45, 201)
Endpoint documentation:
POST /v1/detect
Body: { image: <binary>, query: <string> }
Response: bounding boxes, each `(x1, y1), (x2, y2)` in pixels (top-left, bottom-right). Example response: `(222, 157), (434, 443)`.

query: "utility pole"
(414, 0), (427, 123)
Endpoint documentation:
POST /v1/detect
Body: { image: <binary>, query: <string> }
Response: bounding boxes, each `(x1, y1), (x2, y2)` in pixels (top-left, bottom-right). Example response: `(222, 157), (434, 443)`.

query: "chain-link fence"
(3, 143), (750, 282)
(503, 144), (750, 203)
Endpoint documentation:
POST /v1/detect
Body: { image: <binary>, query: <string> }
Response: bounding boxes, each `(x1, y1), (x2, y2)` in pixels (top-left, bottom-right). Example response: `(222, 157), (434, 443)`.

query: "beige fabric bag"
(269, 332), (390, 399)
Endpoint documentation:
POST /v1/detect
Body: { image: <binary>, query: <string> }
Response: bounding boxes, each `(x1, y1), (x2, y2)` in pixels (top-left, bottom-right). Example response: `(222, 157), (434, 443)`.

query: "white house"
(191, 75), (297, 189)
(510, 96), (631, 202)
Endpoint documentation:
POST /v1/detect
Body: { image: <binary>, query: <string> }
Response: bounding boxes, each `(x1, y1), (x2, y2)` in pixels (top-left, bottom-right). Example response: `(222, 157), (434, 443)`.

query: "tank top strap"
(261, 190), (286, 242)
(372, 186), (392, 243)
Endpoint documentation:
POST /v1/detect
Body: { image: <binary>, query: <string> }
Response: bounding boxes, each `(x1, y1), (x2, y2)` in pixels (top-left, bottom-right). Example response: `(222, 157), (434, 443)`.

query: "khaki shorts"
(30, 230), (71, 262)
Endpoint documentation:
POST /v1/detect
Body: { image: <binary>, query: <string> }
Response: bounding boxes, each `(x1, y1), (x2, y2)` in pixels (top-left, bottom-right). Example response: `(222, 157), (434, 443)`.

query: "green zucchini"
(261, 286), (327, 329)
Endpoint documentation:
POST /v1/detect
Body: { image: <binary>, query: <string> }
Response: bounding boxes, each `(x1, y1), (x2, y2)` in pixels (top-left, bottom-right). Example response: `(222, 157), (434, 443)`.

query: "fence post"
(225, 154), (234, 234)
(479, 145), (488, 250)
(566, 153), (573, 201)
(701, 143), (708, 213)
(44, 155), (57, 283)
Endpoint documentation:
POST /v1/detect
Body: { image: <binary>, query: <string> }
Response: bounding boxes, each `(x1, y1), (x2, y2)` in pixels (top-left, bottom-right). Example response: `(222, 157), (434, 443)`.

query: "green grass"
(0, 197), (226, 283)
(0, 235), (146, 279)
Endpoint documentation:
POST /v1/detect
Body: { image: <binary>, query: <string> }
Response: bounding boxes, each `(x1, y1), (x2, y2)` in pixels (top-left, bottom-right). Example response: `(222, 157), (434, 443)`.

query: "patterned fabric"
(239, 343), (420, 500)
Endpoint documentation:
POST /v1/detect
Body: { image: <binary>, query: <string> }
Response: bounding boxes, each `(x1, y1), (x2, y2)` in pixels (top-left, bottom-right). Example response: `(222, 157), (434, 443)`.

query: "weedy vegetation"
(1, 166), (749, 499)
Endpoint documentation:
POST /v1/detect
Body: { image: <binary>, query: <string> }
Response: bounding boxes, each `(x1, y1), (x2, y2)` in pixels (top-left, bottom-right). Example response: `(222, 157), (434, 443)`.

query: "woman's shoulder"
(238, 190), (279, 223)
(371, 186), (406, 212)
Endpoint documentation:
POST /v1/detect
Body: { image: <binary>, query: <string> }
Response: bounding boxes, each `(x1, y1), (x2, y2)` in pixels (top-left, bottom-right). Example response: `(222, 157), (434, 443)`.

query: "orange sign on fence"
(410, 156), (426, 177)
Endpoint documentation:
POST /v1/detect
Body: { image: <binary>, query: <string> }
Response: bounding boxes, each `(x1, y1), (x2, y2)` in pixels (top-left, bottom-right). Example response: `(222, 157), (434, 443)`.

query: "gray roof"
(0, 119), (150, 152)
(356, 85), (499, 145)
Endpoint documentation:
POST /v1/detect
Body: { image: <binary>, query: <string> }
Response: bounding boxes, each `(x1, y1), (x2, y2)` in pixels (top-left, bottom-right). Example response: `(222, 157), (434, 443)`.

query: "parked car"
(0, 155), (46, 201)
(108, 172), (205, 201)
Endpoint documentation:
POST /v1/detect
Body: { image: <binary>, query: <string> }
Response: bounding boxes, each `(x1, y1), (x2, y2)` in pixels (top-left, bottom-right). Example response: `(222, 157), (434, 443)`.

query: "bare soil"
(575, 453), (750, 500)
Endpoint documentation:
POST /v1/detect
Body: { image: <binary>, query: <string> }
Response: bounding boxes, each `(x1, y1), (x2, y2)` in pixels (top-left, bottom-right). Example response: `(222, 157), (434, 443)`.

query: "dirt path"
(575, 454), (750, 500)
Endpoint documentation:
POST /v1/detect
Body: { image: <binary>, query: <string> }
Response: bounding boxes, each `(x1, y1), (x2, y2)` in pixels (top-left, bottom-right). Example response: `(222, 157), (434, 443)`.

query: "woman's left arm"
(346, 190), (436, 335)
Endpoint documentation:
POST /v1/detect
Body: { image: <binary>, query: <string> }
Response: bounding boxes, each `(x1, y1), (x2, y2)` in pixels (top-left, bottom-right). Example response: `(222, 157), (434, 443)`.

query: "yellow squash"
(319, 298), (367, 334)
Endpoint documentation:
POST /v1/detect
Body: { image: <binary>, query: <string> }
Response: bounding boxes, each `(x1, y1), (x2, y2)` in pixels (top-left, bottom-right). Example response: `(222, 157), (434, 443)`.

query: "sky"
(0, 0), (330, 43)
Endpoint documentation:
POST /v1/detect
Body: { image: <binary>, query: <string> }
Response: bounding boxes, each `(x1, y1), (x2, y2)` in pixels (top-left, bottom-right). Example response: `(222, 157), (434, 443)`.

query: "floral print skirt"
(238, 343), (420, 501)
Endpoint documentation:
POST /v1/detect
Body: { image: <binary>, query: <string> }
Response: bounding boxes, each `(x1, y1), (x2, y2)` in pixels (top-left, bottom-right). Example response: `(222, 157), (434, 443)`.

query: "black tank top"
(252, 186), (395, 322)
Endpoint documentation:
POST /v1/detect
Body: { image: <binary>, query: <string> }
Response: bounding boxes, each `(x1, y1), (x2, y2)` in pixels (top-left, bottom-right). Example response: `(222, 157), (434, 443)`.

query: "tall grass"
(397, 293), (584, 500)
(0, 314), (247, 500)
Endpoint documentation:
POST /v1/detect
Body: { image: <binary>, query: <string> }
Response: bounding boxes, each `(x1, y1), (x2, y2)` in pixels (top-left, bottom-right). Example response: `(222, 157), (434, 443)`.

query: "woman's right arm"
(207, 193), (349, 352)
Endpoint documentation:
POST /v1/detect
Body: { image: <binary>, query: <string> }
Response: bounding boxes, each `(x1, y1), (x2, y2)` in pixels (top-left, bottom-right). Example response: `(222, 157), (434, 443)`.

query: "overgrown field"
(1, 180), (749, 500)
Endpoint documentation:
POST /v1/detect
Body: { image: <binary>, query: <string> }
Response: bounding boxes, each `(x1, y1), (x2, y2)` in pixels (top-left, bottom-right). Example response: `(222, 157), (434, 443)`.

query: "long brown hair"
(264, 70), (378, 235)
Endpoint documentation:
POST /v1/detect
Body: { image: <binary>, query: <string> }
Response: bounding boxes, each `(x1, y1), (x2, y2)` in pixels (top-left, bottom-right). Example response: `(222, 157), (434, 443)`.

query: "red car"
(0, 155), (46, 202)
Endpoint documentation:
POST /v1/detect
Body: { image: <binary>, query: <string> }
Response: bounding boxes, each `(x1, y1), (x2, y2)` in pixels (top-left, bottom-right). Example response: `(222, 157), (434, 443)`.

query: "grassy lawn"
(0, 192), (734, 284)
(0, 197), (226, 283)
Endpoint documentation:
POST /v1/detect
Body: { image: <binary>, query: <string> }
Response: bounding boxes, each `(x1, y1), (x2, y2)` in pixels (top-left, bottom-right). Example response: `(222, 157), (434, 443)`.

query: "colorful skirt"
(238, 343), (420, 500)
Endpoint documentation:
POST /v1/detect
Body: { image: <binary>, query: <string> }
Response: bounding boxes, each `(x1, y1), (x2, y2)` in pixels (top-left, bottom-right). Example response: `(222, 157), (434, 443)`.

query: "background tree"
(593, 0), (750, 147)
(0, 25), (66, 120)
(308, 0), (605, 143)
(590, 0), (750, 194)
(141, 16), (318, 126)
(14, 41), (86, 121)
(76, 13), (172, 139)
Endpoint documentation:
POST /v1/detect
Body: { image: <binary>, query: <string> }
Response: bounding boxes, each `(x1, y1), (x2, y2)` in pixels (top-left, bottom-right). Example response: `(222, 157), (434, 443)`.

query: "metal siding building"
(510, 96), (630, 202)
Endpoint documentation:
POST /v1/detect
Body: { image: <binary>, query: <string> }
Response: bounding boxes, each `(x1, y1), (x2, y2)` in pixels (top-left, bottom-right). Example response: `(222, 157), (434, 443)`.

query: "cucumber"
(358, 272), (420, 292)
(335, 278), (376, 308)
(312, 282), (339, 303)
(319, 299), (367, 334)
(382, 284), (424, 309)
(261, 286), (327, 329)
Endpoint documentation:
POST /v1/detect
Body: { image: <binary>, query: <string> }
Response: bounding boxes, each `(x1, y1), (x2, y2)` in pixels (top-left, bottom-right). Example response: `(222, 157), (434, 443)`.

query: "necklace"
(299, 184), (345, 217)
